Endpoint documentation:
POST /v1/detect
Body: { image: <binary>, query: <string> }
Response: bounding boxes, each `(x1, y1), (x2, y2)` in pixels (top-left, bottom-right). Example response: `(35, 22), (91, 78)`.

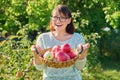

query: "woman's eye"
(51, 16), (67, 22)
(61, 17), (66, 19)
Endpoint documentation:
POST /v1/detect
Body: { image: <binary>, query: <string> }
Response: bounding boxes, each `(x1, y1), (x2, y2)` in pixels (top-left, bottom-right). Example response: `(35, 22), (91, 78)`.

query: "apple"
(64, 53), (71, 60)
(61, 43), (71, 53)
(66, 51), (76, 59)
(51, 45), (61, 58)
(55, 51), (70, 62)
(43, 51), (52, 60)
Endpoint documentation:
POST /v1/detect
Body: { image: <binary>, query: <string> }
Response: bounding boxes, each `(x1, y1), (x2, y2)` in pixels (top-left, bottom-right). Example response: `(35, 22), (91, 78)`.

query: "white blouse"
(34, 32), (86, 80)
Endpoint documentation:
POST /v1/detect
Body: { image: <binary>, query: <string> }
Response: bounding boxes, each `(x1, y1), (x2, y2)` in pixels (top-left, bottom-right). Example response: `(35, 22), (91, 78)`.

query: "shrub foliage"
(0, 0), (120, 80)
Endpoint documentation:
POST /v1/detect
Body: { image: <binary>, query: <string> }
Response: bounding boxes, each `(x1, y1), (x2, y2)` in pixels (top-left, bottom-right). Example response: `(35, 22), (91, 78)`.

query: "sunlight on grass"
(96, 70), (120, 80)
(103, 70), (120, 79)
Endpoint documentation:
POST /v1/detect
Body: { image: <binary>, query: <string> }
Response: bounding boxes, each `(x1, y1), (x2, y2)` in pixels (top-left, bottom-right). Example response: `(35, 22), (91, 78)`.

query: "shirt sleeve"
(34, 61), (44, 71)
(74, 33), (87, 70)
(34, 34), (45, 70)
(75, 57), (87, 70)
(36, 34), (46, 49)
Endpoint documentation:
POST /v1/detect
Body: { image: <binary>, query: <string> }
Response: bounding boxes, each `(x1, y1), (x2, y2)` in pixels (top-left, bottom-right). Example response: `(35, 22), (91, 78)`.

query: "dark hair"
(49, 4), (75, 34)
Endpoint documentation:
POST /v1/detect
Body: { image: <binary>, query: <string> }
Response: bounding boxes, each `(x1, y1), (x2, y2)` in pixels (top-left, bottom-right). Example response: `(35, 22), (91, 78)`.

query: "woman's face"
(51, 11), (71, 32)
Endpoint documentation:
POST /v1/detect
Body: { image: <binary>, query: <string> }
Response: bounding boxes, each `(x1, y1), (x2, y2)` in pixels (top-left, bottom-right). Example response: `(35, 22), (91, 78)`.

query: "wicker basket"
(38, 48), (80, 68)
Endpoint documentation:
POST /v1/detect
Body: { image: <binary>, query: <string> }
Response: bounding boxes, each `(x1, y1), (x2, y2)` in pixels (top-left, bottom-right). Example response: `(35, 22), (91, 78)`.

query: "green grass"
(82, 56), (120, 80)
(95, 56), (120, 80)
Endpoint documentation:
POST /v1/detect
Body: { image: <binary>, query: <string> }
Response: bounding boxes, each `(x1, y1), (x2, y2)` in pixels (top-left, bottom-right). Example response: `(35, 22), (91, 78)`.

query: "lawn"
(95, 56), (120, 80)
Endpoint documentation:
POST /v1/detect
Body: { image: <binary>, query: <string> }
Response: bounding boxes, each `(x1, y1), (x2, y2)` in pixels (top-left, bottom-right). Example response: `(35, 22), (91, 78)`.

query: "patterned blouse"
(34, 32), (86, 80)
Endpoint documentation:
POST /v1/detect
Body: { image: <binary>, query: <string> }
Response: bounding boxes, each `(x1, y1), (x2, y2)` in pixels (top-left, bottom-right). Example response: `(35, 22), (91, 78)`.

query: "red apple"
(64, 53), (71, 60)
(66, 51), (76, 59)
(61, 43), (71, 53)
(51, 45), (61, 58)
(55, 51), (70, 62)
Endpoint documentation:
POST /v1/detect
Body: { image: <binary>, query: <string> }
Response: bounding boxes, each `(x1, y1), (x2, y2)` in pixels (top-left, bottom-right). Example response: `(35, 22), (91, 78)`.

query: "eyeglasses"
(51, 16), (68, 22)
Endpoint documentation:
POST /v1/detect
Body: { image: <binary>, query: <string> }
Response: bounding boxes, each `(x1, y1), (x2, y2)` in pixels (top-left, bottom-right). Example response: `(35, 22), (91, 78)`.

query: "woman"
(31, 4), (90, 80)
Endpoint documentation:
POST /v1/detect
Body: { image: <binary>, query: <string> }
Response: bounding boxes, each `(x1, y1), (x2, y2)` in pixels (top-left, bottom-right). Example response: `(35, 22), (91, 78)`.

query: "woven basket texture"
(38, 48), (79, 68)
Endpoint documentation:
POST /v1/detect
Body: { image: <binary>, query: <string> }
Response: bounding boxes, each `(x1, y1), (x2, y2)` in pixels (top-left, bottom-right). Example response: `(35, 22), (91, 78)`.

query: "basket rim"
(38, 48), (79, 62)
(40, 55), (78, 63)
(37, 47), (80, 68)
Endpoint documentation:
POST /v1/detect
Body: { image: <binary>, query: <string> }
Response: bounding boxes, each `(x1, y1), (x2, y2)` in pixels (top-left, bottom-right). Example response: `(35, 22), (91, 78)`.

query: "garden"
(0, 0), (120, 80)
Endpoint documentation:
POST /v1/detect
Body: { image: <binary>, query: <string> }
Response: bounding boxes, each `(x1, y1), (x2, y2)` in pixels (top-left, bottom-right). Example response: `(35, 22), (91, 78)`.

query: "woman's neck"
(52, 31), (73, 41)
(53, 31), (68, 37)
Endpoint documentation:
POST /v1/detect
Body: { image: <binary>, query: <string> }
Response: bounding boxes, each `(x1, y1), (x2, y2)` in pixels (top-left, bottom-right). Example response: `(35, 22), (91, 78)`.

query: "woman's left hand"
(77, 43), (90, 59)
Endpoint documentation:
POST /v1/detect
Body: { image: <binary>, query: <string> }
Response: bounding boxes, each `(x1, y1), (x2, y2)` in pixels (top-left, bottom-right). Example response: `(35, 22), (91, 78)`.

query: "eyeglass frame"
(51, 16), (70, 22)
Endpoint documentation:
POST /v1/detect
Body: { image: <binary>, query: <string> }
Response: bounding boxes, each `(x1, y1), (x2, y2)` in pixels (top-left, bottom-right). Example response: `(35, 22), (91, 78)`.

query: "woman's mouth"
(55, 24), (63, 27)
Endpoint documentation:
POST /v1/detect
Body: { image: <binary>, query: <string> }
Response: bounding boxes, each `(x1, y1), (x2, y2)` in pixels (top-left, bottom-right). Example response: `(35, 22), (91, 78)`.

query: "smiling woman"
(50, 4), (74, 34)
(31, 4), (90, 80)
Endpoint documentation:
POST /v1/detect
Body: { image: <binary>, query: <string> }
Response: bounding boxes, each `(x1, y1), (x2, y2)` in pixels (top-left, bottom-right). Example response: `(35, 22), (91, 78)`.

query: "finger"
(77, 45), (83, 54)
(36, 45), (42, 52)
(30, 45), (36, 52)
(78, 49), (88, 59)
(81, 43), (90, 55)
(77, 44), (83, 50)
(85, 43), (90, 48)
(30, 45), (39, 57)
(78, 43), (90, 59)
(83, 43), (90, 50)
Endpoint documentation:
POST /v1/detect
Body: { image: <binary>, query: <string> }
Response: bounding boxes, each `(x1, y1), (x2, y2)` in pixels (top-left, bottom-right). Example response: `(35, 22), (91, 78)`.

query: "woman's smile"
(55, 24), (63, 27)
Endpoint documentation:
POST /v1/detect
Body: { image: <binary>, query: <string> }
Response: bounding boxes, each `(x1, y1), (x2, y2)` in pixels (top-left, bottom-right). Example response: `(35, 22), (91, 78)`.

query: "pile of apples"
(43, 43), (76, 62)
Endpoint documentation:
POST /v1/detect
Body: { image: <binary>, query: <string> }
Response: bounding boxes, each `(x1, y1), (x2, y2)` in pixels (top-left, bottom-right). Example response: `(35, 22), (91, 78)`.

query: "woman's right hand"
(77, 43), (90, 59)
(30, 45), (42, 64)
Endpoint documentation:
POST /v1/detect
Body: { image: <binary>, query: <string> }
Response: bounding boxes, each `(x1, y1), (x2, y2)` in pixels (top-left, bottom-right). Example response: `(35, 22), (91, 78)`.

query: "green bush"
(0, 0), (120, 80)
(98, 30), (120, 60)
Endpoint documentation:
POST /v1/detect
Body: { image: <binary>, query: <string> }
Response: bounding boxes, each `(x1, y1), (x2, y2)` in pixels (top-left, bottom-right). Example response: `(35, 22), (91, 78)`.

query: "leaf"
(7, 35), (19, 40)
(0, 40), (6, 47)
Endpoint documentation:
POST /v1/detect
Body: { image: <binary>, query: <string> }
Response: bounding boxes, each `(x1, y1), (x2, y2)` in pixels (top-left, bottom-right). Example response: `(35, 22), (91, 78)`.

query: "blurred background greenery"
(0, 0), (120, 80)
